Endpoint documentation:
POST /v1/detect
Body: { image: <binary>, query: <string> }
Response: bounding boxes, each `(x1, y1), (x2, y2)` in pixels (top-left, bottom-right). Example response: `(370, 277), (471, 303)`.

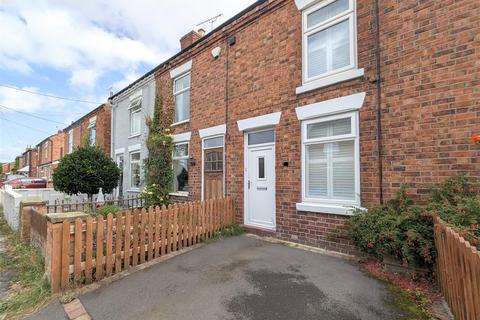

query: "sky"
(0, 0), (256, 163)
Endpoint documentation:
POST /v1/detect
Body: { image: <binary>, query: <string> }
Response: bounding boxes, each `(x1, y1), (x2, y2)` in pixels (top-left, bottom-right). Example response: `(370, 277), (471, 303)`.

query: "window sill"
(169, 192), (189, 197)
(128, 133), (141, 139)
(171, 119), (190, 127)
(296, 202), (363, 216)
(296, 68), (364, 95)
(127, 188), (141, 193)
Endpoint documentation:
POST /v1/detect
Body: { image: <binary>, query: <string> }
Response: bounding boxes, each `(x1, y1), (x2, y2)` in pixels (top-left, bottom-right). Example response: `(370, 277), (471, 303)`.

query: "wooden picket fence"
(434, 216), (480, 320)
(49, 197), (234, 292)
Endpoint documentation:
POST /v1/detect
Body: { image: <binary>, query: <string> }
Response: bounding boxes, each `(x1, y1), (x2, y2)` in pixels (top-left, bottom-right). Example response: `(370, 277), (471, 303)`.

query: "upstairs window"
(173, 73), (190, 123)
(88, 117), (96, 146)
(130, 98), (142, 136)
(44, 141), (49, 159)
(303, 0), (356, 83)
(68, 130), (74, 153)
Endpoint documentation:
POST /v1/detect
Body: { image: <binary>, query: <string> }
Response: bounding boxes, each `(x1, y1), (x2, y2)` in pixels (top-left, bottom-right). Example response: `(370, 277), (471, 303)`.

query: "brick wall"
(379, 0), (480, 201)
(36, 131), (66, 180)
(63, 104), (112, 155)
(151, 0), (479, 254)
(20, 203), (48, 256)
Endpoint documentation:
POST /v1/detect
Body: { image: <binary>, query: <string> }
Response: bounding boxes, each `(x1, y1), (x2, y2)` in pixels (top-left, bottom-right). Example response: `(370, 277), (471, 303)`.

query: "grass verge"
(361, 262), (438, 320)
(0, 212), (51, 319)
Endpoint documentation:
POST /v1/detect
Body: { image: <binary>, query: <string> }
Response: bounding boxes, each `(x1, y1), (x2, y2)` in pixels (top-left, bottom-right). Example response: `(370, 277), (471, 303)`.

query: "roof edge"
(110, 0), (268, 100)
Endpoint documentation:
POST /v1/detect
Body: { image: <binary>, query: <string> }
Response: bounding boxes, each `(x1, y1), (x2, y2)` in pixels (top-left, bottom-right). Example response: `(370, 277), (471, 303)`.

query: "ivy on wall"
(142, 95), (174, 207)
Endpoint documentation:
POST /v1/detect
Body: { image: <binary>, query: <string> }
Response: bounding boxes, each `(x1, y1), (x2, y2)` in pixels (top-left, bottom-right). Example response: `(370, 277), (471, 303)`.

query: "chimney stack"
(180, 28), (205, 50)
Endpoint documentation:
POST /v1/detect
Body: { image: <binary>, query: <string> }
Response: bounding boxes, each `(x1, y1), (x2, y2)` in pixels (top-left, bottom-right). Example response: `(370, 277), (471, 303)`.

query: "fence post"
(44, 212), (89, 293)
(20, 201), (47, 244)
(45, 219), (63, 292)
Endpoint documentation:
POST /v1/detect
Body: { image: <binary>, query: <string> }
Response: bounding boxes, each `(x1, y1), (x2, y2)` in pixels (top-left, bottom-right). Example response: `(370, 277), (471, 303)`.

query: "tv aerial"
(196, 13), (222, 31)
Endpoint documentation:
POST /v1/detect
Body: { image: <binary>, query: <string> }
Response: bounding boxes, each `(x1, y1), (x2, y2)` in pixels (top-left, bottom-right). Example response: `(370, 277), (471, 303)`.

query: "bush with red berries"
(348, 185), (436, 271)
(348, 175), (480, 272)
(429, 175), (480, 249)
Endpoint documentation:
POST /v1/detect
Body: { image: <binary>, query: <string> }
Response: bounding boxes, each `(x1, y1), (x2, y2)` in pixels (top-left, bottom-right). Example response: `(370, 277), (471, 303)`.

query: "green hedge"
(348, 186), (435, 271)
(348, 176), (480, 272)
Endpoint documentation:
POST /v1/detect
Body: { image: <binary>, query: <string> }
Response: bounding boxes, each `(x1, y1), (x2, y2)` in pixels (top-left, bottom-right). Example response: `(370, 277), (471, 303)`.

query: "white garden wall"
(0, 187), (88, 230)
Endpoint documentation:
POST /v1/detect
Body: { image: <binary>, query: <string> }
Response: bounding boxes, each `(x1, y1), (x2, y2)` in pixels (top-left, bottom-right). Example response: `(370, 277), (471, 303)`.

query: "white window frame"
(297, 0), (363, 94)
(44, 141), (49, 160)
(172, 142), (189, 196)
(88, 117), (97, 146)
(172, 72), (191, 125)
(302, 0), (357, 83)
(68, 129), (74, 153)
(129, 151), (141, 190)
(129, 98), (142, 137)
(300, 111), (360, 207)
(201, 134), (225, 200)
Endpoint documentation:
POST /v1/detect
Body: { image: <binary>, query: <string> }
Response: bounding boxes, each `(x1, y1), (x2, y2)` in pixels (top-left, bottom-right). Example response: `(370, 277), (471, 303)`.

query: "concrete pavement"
(28, 235), (403, 320)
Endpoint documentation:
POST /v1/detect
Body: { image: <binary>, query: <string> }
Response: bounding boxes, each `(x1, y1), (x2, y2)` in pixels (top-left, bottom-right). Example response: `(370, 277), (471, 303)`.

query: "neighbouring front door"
(245, 129), (276, 230)
(203, 136), (224, 200)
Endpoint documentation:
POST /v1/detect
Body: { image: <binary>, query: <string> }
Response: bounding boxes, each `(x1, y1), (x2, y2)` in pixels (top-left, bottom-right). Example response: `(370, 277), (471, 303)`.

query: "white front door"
(245, 130), (276, 230)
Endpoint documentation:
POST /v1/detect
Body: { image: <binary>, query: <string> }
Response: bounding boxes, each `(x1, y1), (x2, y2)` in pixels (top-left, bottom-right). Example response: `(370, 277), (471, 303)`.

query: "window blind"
(306, 140), (355, 200)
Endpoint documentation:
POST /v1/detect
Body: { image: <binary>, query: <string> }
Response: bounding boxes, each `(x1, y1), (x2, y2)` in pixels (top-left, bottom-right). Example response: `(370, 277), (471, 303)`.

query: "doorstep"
(241, 224), (276, 237)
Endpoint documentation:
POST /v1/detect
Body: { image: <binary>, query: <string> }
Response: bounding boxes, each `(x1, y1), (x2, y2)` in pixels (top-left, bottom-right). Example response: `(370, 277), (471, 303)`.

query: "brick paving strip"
(63, 299), (91, 320)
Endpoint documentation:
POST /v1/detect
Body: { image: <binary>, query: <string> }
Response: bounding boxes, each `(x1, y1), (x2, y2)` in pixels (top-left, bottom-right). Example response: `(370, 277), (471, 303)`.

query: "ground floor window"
(173, 143), (189, 193)
(130, 151), (141, 189)
(302, 112), (359, 205)
(203, 136), (224, 199)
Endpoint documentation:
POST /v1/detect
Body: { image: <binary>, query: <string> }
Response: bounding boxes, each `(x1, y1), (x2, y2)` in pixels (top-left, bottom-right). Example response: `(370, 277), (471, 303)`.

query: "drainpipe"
(224, 33), (231, 197)
(373, 0), (384, 204)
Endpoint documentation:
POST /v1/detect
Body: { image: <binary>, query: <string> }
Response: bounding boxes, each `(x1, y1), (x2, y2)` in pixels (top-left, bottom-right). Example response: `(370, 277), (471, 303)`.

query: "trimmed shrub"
(53, 145), (120, 200)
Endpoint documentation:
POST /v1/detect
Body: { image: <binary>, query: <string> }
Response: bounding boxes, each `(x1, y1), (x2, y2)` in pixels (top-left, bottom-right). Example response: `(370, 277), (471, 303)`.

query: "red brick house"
(36, 131), (66, 182)
(1, 162), (13, 175)
(112, 0), (479, 253)
(63, 103), (112, 155)
(18, 147), (38, 177)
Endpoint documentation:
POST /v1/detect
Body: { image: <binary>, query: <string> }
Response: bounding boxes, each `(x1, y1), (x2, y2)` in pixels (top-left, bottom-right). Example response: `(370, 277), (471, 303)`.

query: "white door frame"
(243, 128), (276, 230)
(115, 153), (124, 198)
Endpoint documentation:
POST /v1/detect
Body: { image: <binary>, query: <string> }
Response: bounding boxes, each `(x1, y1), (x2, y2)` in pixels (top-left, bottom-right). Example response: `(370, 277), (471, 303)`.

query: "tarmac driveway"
(30, 235), (403, 320)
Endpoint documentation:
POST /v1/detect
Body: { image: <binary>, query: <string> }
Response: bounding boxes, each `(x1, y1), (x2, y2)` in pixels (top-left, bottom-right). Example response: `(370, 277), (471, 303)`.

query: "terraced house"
(18, 147), (37, 177)
(36, 131), (66, 183)
(110, 76), (156, 198)
(63, 103), (112, 155)
(111, 0), (479, 253)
